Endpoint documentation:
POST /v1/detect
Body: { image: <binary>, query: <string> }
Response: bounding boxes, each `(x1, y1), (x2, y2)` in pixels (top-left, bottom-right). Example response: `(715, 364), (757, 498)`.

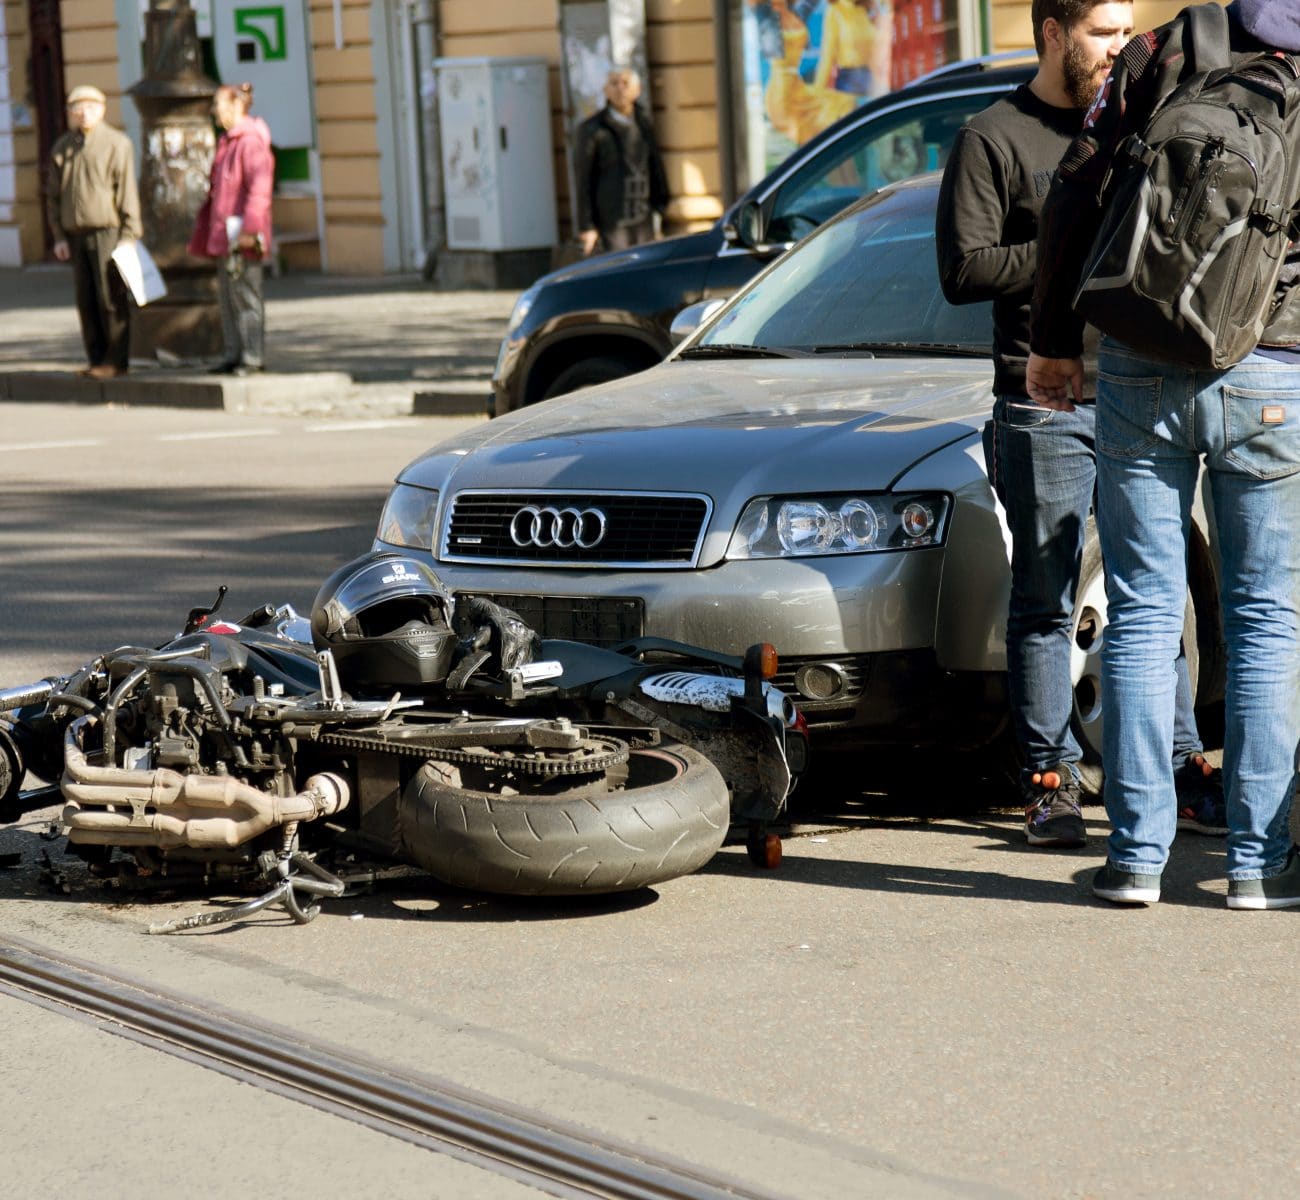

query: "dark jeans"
(986, 393), (1202, 781)
(69, 229), (130, 370)
(218, 255), (265, 369)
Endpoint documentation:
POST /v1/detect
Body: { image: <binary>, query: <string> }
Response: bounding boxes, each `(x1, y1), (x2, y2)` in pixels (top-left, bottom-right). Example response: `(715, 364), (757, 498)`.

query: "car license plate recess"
(463, 594), (644, 646)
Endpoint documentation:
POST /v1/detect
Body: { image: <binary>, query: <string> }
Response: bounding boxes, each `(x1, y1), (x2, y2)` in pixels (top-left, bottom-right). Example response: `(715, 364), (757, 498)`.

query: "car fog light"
(794, 662), (847, 701)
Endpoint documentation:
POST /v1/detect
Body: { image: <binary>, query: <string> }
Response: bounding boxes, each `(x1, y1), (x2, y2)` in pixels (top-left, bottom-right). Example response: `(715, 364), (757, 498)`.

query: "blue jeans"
(1096, 342), (1300, 879)
(989, 394), (1201, 781)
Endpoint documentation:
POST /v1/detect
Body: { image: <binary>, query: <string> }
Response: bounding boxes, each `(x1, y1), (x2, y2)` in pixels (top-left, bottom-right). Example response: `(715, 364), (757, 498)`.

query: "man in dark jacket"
(574, 68), (669, 256)
(1027, 1), (1300, 908)
(937, 1), (1222, 849)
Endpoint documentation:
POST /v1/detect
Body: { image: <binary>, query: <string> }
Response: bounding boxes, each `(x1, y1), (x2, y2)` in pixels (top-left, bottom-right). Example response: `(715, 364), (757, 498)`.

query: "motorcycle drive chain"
(316, 727), (629, 776)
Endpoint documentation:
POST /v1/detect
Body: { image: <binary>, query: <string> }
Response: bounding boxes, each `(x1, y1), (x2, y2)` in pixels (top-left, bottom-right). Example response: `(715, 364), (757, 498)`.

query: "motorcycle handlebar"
(0, 680), (57, 713)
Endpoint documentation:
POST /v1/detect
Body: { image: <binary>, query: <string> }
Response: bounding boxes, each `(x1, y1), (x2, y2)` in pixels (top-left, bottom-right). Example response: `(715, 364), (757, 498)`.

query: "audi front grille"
(441, 491), (711, 567)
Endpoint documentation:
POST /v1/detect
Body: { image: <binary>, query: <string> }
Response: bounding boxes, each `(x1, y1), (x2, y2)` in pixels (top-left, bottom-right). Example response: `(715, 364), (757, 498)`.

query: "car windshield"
(692, 180), (992, 357)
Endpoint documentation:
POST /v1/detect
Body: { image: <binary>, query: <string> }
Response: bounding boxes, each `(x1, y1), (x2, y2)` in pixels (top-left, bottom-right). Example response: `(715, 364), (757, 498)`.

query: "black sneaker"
(1175, 753), (1227, 836)
(1227, 846), (1300, 910)
(1023, 765), (1087, 847)
(1093, 862), (1162, 905)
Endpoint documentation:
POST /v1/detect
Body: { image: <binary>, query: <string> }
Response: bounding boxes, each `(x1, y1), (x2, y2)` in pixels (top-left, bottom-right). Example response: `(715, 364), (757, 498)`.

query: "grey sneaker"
(1023, 765), (1086, 847)
(1227, 847), (1300, 910)
(1175, 753), (1227, 836)
(1093, 863), (1162, 905)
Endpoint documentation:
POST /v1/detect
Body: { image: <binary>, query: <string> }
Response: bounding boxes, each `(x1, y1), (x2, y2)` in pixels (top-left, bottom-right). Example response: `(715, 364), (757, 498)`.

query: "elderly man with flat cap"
(45, 85), (142, 379)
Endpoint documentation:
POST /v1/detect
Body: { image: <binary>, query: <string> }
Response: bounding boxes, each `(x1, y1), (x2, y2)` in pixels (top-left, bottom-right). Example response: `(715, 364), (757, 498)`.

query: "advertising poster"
(742, 1), (962, 178)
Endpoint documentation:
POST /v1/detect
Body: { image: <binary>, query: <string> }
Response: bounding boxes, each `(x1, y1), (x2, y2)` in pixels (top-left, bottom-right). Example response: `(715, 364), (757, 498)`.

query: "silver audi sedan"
(376, 176), (1222, 778)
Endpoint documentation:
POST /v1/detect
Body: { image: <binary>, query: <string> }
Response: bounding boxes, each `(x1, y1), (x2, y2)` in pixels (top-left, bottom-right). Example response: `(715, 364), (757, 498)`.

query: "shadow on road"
(0, 483), (383, 671)
(705, 816), (1233, 909)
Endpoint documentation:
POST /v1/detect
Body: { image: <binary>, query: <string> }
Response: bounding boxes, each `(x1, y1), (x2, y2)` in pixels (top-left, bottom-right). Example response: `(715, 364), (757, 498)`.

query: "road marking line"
(304, 419), (419, 433)
(154, 429), (276, 442)
(0, 439), (101, 452)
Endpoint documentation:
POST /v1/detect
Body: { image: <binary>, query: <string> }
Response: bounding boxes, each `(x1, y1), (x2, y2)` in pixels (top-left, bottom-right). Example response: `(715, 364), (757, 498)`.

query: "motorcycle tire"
(399, 743), (729, 896)
(0, 723), (22, 823)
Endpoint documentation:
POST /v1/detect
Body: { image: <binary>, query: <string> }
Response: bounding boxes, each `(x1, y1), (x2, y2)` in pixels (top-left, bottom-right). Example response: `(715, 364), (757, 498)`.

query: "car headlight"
(375, 483), (439, 551)
(726, 493), (950, 559)
(506, 283), (541, 336)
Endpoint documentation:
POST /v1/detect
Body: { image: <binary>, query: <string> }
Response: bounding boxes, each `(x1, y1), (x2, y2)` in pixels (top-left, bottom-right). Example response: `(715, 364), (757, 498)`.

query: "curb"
(0, 369), (494, 417)
(413, 380), (493, 417)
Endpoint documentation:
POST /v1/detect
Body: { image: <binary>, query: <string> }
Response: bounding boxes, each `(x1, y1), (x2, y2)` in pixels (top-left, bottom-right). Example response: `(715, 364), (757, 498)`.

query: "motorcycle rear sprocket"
(316, 728), (629, 776)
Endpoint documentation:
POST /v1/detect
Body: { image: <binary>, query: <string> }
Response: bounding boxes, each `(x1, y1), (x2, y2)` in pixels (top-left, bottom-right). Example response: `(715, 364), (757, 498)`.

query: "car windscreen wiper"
(809, 341), (987, 357)
(677, 343), (809, 359)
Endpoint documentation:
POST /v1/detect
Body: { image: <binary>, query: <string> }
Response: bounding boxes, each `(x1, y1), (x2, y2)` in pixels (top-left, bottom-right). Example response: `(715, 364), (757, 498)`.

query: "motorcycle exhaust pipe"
(0, 680), (56, 713)
(59, 716), (349, 850)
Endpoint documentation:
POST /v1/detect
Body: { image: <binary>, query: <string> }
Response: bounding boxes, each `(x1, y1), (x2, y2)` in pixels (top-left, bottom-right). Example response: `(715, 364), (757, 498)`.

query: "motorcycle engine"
(138, 677), (206, 771)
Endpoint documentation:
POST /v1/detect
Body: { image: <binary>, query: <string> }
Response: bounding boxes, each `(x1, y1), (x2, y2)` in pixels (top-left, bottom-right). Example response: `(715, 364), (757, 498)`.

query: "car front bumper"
(379, 542), (1009, 745)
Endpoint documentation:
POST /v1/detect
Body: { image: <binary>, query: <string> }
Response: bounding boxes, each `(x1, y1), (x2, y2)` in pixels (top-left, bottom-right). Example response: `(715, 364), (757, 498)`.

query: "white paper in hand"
(111, 241), (167, 306)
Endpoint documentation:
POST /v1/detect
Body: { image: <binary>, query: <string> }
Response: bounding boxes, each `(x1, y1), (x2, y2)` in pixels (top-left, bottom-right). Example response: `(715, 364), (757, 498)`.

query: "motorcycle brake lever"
(184, 584), (229, 635)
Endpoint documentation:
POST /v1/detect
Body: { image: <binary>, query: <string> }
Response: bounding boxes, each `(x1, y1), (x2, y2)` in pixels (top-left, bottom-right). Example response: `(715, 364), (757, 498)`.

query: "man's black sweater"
(935, 84), (1091, 398)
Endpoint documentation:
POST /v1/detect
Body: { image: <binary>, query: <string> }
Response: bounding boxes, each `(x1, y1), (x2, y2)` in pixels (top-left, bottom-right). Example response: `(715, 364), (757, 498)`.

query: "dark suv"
(491, 55), (1034, 416)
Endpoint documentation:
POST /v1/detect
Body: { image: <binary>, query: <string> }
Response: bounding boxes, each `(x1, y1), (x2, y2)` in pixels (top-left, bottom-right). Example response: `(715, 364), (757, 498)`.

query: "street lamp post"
(129, 0), (221, 360)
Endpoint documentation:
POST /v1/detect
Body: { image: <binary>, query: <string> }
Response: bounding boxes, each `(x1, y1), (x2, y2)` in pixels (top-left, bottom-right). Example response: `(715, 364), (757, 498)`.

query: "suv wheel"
(541, 355), (642, 401)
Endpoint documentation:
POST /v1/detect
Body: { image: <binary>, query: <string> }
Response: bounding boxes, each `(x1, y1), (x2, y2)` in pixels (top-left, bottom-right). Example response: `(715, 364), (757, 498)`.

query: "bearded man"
(934, 1), (1226, 845)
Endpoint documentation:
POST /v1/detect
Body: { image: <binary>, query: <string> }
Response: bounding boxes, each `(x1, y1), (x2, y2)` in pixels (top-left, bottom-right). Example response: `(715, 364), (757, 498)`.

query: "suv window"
(765, 90), (1005, 244)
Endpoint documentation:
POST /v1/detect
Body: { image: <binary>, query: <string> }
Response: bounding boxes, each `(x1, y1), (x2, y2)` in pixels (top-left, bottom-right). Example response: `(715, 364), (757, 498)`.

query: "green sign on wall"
(214, 0), (313, 147)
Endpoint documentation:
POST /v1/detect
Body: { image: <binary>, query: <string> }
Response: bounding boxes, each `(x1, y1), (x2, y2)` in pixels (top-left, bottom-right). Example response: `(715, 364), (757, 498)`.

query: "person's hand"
(1025, 352), (1084, 411)
(236, 232), (259, 252)
(53, 240), (70, 262)
(578, 229), (600, 257)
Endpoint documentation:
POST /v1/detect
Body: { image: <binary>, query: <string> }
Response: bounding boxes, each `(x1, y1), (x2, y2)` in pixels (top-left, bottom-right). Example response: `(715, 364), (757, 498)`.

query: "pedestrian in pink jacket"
(189, 82), (274, 376)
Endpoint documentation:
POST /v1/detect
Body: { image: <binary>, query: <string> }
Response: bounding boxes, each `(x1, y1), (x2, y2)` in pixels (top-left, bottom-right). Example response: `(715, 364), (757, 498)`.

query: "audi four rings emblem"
(509, 505), (609, 549)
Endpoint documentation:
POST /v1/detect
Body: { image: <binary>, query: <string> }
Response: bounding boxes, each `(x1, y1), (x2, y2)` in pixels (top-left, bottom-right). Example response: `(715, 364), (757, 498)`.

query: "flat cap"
(66, 85), (106, 105)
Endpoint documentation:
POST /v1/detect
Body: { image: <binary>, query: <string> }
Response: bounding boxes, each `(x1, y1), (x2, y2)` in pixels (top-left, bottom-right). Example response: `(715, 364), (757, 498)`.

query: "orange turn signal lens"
(756, 643), (778, 680)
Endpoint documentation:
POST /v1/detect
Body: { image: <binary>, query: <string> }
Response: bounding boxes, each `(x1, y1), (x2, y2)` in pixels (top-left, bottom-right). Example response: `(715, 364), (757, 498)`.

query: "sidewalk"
(0, 266), (520, 416)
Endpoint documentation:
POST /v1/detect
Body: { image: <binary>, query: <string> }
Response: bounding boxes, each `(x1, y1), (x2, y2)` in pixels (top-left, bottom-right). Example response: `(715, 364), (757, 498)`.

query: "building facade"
(0, 0), (1203, 273)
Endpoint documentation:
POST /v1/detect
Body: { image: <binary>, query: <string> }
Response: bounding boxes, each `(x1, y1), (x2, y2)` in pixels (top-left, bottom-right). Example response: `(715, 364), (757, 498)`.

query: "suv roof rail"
(910, 48), (1037, 86)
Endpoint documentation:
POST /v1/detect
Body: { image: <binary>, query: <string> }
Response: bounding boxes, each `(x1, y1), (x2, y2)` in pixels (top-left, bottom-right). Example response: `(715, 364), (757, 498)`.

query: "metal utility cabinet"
(434, 56), (557, 280)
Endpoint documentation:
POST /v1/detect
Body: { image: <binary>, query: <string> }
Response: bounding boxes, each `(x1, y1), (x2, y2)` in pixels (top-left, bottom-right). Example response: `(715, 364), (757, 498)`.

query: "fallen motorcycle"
(0, 552), (806, 931)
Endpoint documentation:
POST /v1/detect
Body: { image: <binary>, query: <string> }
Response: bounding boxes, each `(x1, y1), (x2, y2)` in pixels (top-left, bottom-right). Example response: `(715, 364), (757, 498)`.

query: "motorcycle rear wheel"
(399, 743), (729, 895)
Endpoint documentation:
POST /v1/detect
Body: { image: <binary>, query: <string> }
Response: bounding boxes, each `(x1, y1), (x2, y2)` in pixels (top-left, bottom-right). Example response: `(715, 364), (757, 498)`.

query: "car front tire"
(540, 355), (642, 401)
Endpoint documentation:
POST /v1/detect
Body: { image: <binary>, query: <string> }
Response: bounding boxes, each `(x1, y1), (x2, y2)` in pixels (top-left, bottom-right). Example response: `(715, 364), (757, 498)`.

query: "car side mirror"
(724, 199), (767, 251)
(669, 299), (726, 346)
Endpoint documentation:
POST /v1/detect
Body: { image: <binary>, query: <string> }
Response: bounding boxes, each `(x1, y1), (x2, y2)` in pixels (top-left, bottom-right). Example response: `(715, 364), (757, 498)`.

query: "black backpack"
(1073, 2), (1300, 369)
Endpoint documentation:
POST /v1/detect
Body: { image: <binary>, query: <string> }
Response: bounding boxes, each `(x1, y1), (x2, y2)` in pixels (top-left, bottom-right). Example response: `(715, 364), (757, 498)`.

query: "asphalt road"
(1, 401), (1298, 1199)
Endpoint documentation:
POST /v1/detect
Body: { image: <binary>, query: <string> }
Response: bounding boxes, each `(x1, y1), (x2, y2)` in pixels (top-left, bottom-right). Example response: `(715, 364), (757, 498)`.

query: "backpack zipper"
(1168, 138), (1225, 244)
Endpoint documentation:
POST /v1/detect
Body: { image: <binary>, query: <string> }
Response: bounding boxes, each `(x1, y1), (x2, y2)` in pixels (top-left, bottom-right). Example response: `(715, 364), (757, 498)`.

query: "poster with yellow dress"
(742, 0), (964, 176)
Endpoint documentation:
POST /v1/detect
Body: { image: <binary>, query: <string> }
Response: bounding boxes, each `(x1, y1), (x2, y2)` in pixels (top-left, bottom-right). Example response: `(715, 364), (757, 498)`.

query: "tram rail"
(0, 934), (791, 1200)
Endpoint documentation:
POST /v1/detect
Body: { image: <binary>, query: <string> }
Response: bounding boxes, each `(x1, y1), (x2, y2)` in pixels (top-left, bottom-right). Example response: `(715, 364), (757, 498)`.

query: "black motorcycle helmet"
(311, 552), (457, 690)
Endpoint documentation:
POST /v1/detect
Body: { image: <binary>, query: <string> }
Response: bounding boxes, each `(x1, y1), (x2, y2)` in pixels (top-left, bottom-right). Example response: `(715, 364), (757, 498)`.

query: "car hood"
(536, 229), (719, 286)
(399, 358), (995, 497)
